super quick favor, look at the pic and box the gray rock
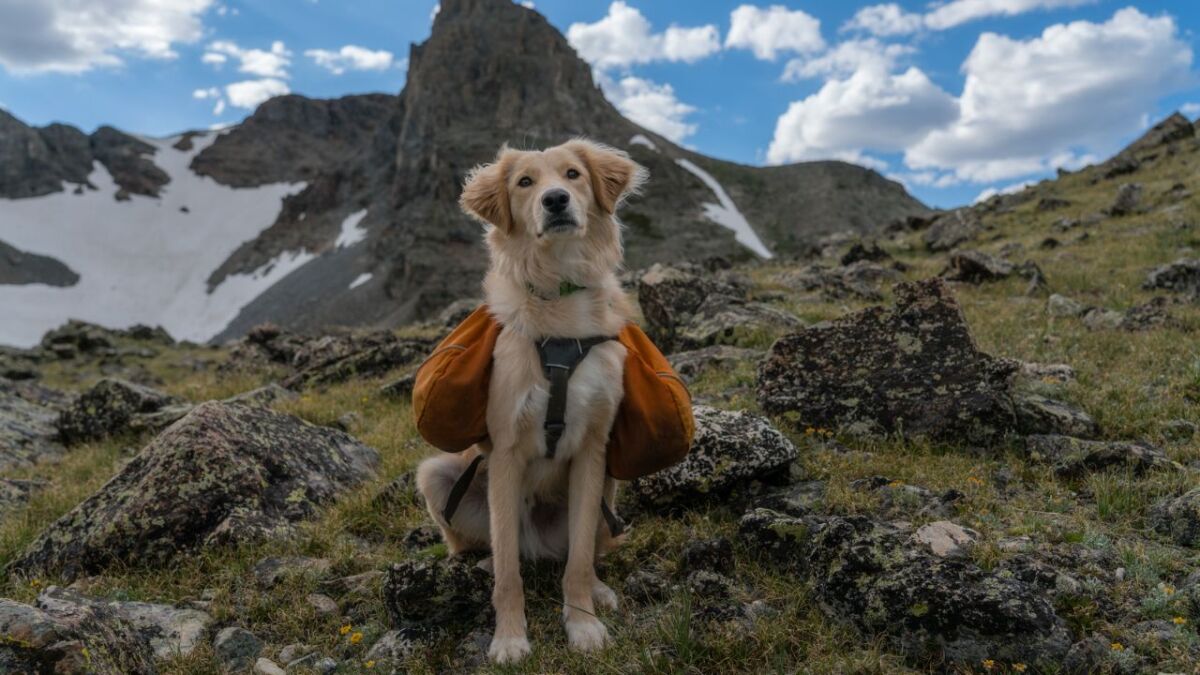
[1143,258,1200,298]
[254,657,287,675]
[365,627,425,664]
[278,642,314,664]
[667,345,762,383]
[379,372,416,398]
[679,537,735,576]
[624,569,670,603]
[851,476,962,519]
[313,656,338,673]
[1047,293,1088,318]
[214,626,263,672]
[739,511,1072,670]
[1119,296,1176,331]
[1024,434,1179,479]
[773,261,900,302]
[1015,394,1099,438]
[9,402,379,581]
[1161,419,1197,443]
[913,521,979,559]
[0,477,46,517]
[382,558,491,634]
[109,598,213,659]
[305,593,338,615]
[0,586,155,674]
[676,294,801,352]
[757,278,1018,444]
[923,209,982,252]
[56,377,182,444]
[1,378,68,470]
[942,250,1013,283]
[225,383,299,409]
[1104,183,1143,216]
[1150,487,1200,548]
[631,406,798,508]
[253,556,332,588]
[1081,307,1124,331]
[1018,361,1076,384]
[759,480,827,516]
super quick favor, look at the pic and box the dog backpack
[411,305,694,480]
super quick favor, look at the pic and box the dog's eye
[566,168,580,180]
[517,176,533,188]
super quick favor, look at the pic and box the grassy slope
[2,146,1199,674]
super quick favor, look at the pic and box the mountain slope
[0,0,928,346]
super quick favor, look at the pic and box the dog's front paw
[565,616,609,652]
[591,579,618,611]
[488,635,531,664]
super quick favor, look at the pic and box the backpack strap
[442,453,484,525]
[536,336,613,459]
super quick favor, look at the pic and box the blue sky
[1,1,1197,208]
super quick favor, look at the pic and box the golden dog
[416,139,646,663]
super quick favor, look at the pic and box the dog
[416,139,647,663]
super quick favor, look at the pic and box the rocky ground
[1,116,1199,674]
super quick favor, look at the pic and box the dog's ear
[460,148,515,232]
[565,139,648,215]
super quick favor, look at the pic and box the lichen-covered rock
[637,262,737,348]
[365,628,426,665]
[675,294,801,351]
[679,537,735,576]
[1015,394,1099,438]
[757,278,1018,444]
[9,402,379,581]
[56,377,182,444]
[773,261,901,302]
[282,332,429,390]
[942,250,1013,283]
[912,521,978,559]
[1142,258,1200,298]
[214,626,263,672]
[1024,434,1179,479]
[113,600,213,659]
[630,406,798,508]
[1104,183,1143,216]
[1149,488,1200,548]
[0,378,66,470]
[224,383,298,409]
[667,345,762,383]
[739,510,1072,669]
[0,586,156,674]
[0,477,45,517]
[841,240,894,266]
[253,556,332,588]
[1047,293,1088,318]
[382,558,491,634]
[624,569,670,604]
[850,476,962,520]
[923,209,982,252]
[1119,296,1176,331]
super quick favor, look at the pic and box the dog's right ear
[460,149,514,232]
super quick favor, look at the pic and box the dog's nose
[541,188,570,214]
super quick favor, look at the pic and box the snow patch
[335,209,369,248]
[348,272,372,290]
[629,134,658,151]
[0,132,307,347]
[674,158,772,259]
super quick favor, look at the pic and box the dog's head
[459,139,647,242]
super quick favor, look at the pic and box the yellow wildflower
[339,624,352,635]
[29,578,41,588]
[1162,584,1176,596]
[1111,642,1124,652]
[1173,616,1187,626]
[350,631,364,645]
[365,661,376,669]
[966,476,983,487]
[888,480,904,488]
[981,659,995,670]
[805,427,815,435]
[1013,664,1027,673]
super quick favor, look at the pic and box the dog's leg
[590,476,619,611]
[487,446,530,664]
[415,453,489,555]
[562,442,609,652]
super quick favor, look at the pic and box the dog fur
[416,139,647,663]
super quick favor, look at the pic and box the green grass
[2,144,1200,673]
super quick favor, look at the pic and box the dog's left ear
[460,148,515,232]
[565,139,648,215]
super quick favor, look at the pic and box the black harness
[441,335,625,537]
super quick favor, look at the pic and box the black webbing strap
[535,336,613,459]
[601,498,625,537]
[442,453,484,525]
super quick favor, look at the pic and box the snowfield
[0,132,307,347]
[675,158,773,259]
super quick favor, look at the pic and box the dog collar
[527,280,588,299]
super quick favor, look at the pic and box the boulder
[1143,258,1200,298]
[1104,183,1142,216]
[282,332,429,389]
[1014,394,1099,438]
[1047,293,1088,318]
[773,262,901,302]
[667,345,762,383]
[630,406,798,508]
[942,250,1013,283]
[214,626,263,672]
[56,378,182,444]
[757,278,1018,444]
[224,383,298,409]
[9,402,379,581]
[912,521,979,559]
[1149,488,1200,548]
[840,240,894,266]
[0,477,46,517]
[382,558,491,635]
[0,586,156,674]
[253,556,332,588]
[676,294,801,351]
[923,209,982,252]
[637,262,736,347]
[102,598,213,659]
[0,378,66,470]
[739,511,1072,670]
[1119,296,1176,331]
[1024,434,1179,479]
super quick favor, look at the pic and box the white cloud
[600,75,698,142]
[201,52,227,66]
[783,39,913,81]
[519,0,535,7]
[205,40,291,78]
[192,86,220,99]
[0,0,213,74]
[767,65,958,165]
[842,4,924,37]
[973,179,1035,204]
[225,78,289,110]
[907,8,1193,181]
[305,45,395,75]
[925,0,1097,31]
[212,98,226,115]
[725,4,824,61]
[1181,102,1200,118]
[567,1,720,70]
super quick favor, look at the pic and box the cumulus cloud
[566,1,720,70]
[782,39,913,81]
[907,8,1193,181]
[725,4,824,60]
[305,45,395,74]
[767,65,958,165]
[225,78,289,110]
[844,0,1098,36]
[599,74,698,142]
[204,40,291,78]
[0,0,213,74]
[842,4,924,37]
